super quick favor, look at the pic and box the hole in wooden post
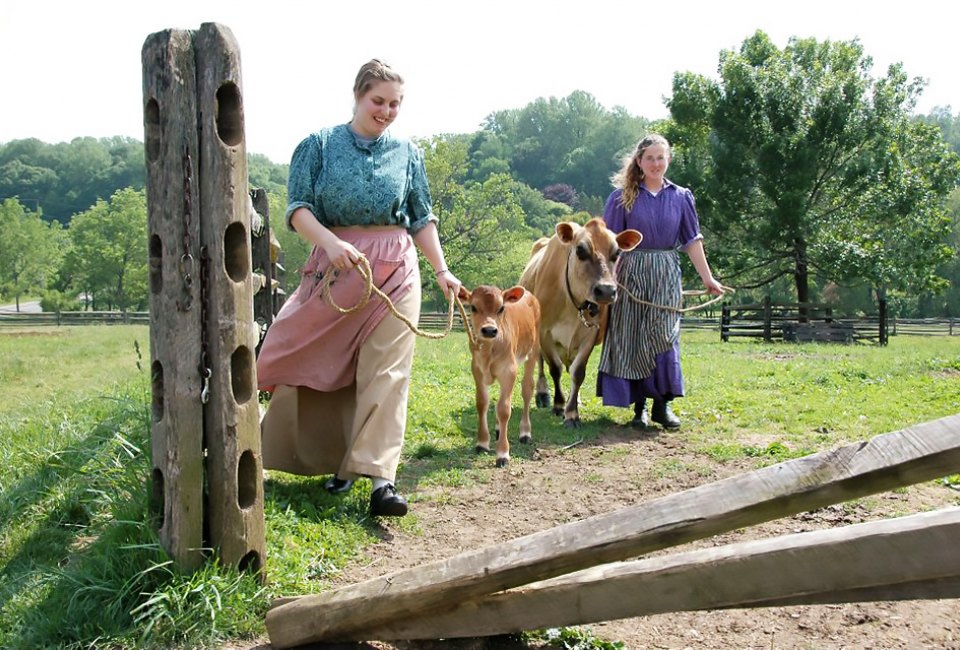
[151,467,165,529]
[238,550,261,575]
[237,449,257,509]
[231,345,253,404]
[215,82,243,147]
[145,98,161,162]
[151,360,164,422]
[223,222,249,282]
[149,234,163,294]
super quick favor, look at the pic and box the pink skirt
[256,227,418,393]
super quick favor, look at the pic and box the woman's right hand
[324,239,365,271]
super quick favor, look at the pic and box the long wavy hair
[611,134,670,211]
[353,59,404,102]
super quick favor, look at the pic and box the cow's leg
[473,367,492,454]
[518,351,536,445]
[535,354,551,409]
[546,354,566,418]
[494,372,516,468]
[563,343,596,428]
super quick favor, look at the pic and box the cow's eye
[610,249,621,263]
[469,305,477,313]
[497,305,505,314]
[575,244,591,261]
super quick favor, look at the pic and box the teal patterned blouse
[285,124,438,235]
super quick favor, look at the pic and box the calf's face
[458,285,526,340]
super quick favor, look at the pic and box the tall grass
[0,325,958,649]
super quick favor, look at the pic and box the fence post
[762,295,772,342]
[720,304,730,342]
[879,299,888,346]
[142,22,265,577]
[142,28,205,571]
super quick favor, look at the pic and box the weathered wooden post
[142,22,265,576]
[142,28,205,571]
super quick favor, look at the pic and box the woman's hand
[435,269,461,300]
[703,276,726,295]
[324,239,365,271]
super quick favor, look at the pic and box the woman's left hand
[704,277,726,295]
[436,270,462,300]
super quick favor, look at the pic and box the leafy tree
[481,91,648,200]
[667,31,960,306]
[0,198,63,309]
[63,188,148,311]
[542,183,579,208]
[420,135,532,305]
[917,106,960,155]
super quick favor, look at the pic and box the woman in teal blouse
[257,59,461,517]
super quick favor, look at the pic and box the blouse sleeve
[404,142,438,235]
[602,190,626,233]
[677,187,704,251]
[284,133,323,229]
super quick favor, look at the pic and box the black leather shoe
[324,476,354,495]
[630,400,650,428]
[370,484,408,517]
[651,400,681,429]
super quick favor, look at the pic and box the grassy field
[0,325,958,649]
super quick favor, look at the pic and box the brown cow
[458,284,541,467]
[519,218,642,427]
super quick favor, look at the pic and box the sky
[1,0,956,165]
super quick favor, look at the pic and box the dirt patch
[246,421,960,650]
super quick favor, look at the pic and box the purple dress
[596,180,703,407]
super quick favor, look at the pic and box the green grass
[1,326,958,649]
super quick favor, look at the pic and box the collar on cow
[565,249,600,328]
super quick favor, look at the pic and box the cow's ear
[555,221,579,243]
[457,286,471,301]
[617,229,643,252]
[502,286,525,304]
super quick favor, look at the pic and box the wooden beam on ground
[352,507,960,640]
[266,414,960,648]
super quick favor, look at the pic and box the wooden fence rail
[2,310,957,338]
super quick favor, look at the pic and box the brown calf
[519,218,642,427]
[458,285,541,467]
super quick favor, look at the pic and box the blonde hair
[612,134,670,211]
[353,58,404,100]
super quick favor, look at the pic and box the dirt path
[241,424,960,650]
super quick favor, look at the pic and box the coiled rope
[319,256,478,345]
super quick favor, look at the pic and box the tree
[667,31,959,305]
[0,198,62,310]
[420,136,533,305]
[63,188,148,311]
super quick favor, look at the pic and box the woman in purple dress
[597,134,723,429]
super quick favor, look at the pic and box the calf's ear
[457,286,472,301]
[502,286,525,304]
[617,229,643,251]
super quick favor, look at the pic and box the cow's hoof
[520,434,532,444]
[475,444,490,454]
[536,393,551,408]
[552,406,564,417]
[563,418,582,429]
[495,456,509,468]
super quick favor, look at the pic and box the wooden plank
[195,22,265,577]
[142,27,204,571]
[265,413,960,648]
[351,507,960,641]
